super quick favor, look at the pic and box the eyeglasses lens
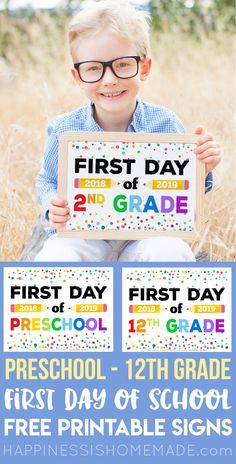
[78,57,139,83]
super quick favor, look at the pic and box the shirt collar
[84,98,146,132]
[86,102,103,131]
[127,97,146,132]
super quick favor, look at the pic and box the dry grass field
[0,14,235,261]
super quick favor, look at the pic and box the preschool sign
[58,132,204,239]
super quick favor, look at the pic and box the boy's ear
[71,67,83,86]
[140,56,152,81]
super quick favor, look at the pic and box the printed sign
[4,267,113,352]
[122,267,231,352]
[58,132,204,239]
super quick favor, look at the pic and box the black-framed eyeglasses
[74,56,141,83]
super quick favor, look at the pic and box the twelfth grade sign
[58,132,204,239]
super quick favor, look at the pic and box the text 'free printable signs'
[4,267,113,352]
[122,267,231,352]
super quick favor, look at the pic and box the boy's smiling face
[71,32,151,130]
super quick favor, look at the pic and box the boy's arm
[37,121,71,231]
[37,121,59,219]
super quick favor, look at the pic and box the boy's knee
[35,236,112,262]
[119,237,195,262]
[144,237,195,261]
[35,237,78,262]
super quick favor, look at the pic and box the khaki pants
[35,235,195,262]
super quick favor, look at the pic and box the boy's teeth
[103,91,123,96]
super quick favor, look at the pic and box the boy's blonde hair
[69,0,151,62]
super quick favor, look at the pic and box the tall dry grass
[0,15,235,261]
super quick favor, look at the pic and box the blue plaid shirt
[37,98,213,222]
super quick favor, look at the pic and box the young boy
[35,0,221,262]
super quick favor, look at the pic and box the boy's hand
[48,196,70,231]
[194,127,221,174]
